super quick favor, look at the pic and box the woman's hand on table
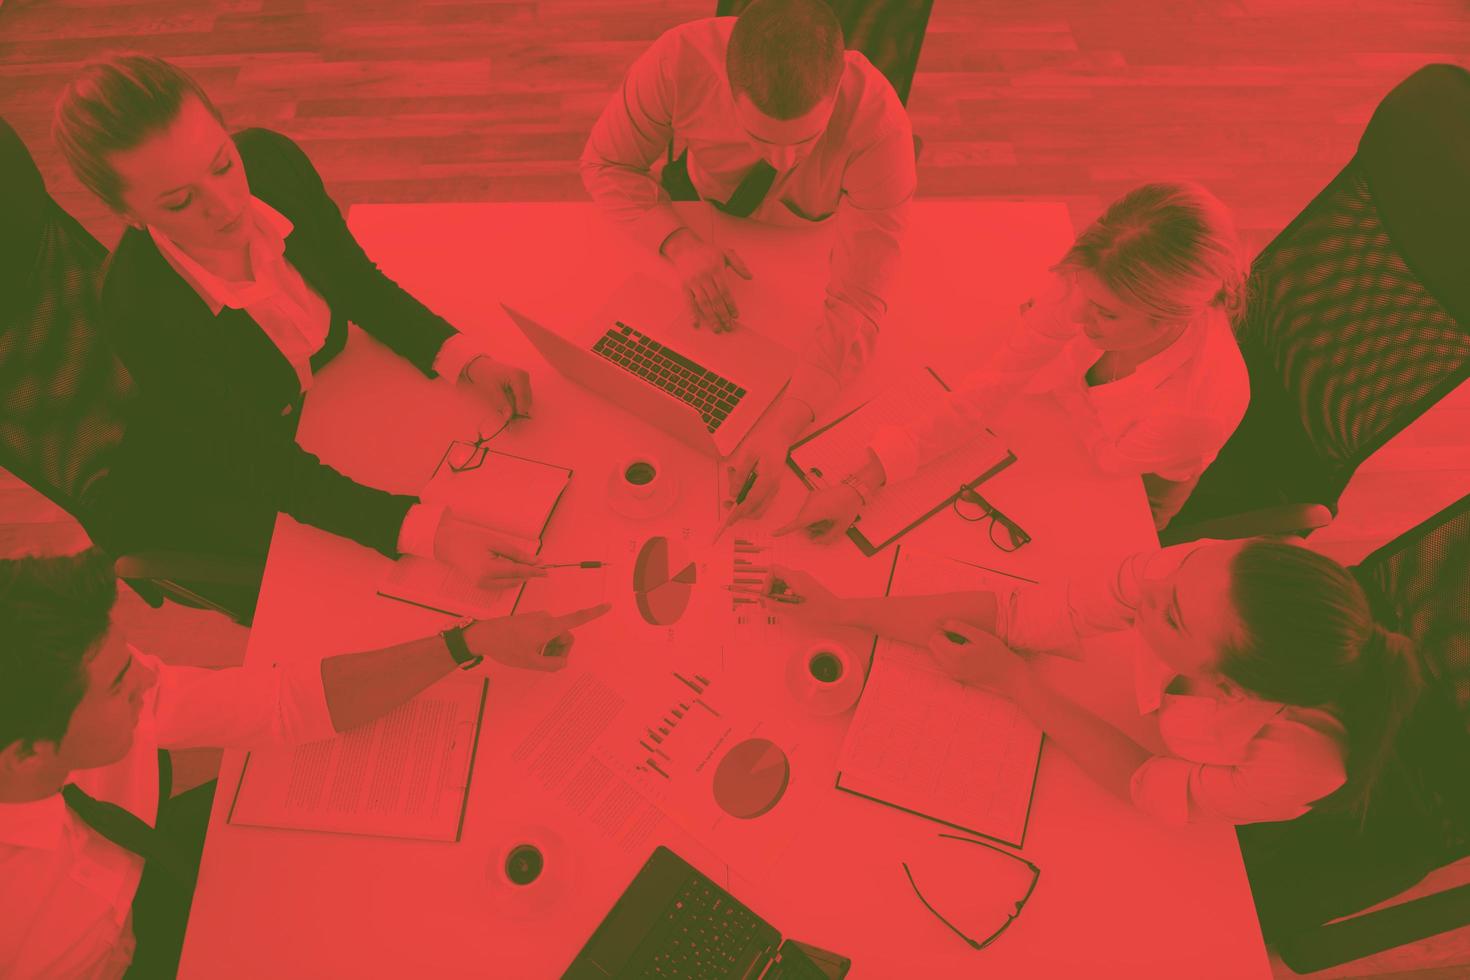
[774,483,864,543]
[465,603,613,671]
[463,354,533,419]
[927,619,1029,696]
[739,564,847,626]
[434,512,546,586]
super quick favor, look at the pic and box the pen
[723,583,805,605]
[540,561,609,569]
[712,465,759,544]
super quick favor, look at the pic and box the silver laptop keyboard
[592,322,747,433]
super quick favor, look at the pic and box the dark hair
[0,549,119,753]
[726,0,845,121]
[53,52,224,212]
[1222,540,1423,817]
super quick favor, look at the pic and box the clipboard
[785,367,1017,556]
[377,445,574,618]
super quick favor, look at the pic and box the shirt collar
[148,197,294,316]
[0,792,66,850]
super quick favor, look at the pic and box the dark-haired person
[581,0,917,523]
[779,182,1251,539]
[750,539,1421,824]
[0,549,609,977]
[52,55,545,606]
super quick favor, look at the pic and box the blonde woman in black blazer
[55,54,543,590]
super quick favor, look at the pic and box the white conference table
[179,201,1271,979]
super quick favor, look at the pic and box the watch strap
[441,617,483,670]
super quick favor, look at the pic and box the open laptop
[502,276,795,458]
[563,846,850,980]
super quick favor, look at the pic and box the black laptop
[562,846,850,980]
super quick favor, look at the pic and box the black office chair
[1236,493,1470,974]
[0,118,261,624]
[1163,64,1470,545]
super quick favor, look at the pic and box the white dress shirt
[149,197,484,556]
[0,649,334,979]
[869,274,1251,485]
[994,541,1348,825]
[580,17,917,417]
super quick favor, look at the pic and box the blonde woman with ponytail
[780,182,1251,537]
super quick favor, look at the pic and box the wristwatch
[441,616,483,670]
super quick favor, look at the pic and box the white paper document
[227,674,488,842]
[379,447,572,617]
[835,550,1043,847]
[789,367,1015,553]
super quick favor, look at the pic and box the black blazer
[102,128,461,557]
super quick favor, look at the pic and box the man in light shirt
[580,0,917,521]
[0,550,609,978]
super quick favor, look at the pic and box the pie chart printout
[632,536,697,627]
[712,738,791,820]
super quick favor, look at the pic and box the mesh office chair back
[715,0,934,106]
[1172,64,1470,530]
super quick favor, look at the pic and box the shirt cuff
[1129,755,1194,826]
[786,362,841,422]
[635,206,687,255]
[432,333,486,384]
[868,424,920,484]
[281,658,339,744]
[398,502,446,559]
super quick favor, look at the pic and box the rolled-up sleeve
[995,549,1147,654]
[579,28,686,254]
[787,120,915,418]
[1130,722,1347,826]
[151,656,336,750]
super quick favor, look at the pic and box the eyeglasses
[446,412,520,473]
[903,833,1040,951]
[953,485,1031,553]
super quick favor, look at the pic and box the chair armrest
[1160,503,1334,546]
[114,551,263,586]
[1277,881,1470,974]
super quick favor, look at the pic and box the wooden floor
[2,1,1468,976]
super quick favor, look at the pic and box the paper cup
[786,640,864,716]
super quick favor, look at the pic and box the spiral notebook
[786,366,1016,555]
[378,445,572,618]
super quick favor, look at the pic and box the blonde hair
[53,53,224,213]
[1057,182,1247,325]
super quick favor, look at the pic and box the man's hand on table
[721,398,813,526]
[434,511,546,586]
[464,603,613,672]
[661,227,753,333]
[463,354,533,419]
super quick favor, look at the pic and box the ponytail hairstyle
[1221,539,1423,817]
[1055,181,1249,328]
[53,52,224,213]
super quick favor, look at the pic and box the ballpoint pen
[723,581,805,604]
[711,465,758,544]
[539,561,609,569]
